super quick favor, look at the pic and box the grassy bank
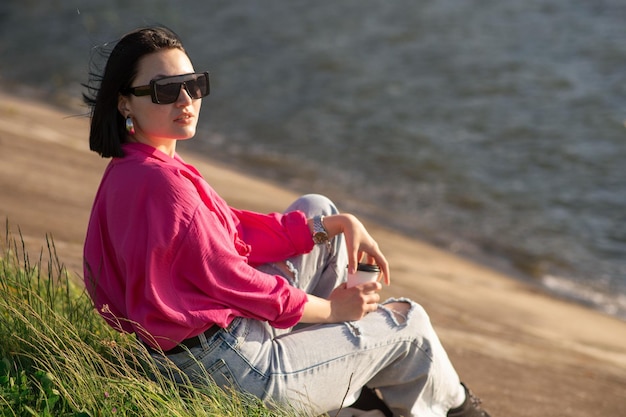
[0,225,300,417]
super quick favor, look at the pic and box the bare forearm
[300,294,333,324]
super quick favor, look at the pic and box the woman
[83,26,491,417]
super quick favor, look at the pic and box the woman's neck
[127,135,177,157]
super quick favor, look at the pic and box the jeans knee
[382,301,411,324]
[381,298,432,328]
[409,302,430,321]
[287,194,339,216]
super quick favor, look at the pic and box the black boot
[350,386,393,417]
[447,383,491,417]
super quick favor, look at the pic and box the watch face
[313,231,328,244]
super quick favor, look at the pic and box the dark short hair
[83,26,187,158]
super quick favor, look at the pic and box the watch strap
[312,215,329,245]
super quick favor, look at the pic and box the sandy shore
[1,90,625,416]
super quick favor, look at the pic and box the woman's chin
[175,128,197,141]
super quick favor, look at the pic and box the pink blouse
[83,143,313,350]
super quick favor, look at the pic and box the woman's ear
[118,94,131,118]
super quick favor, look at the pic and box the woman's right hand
[328,281,381,322]
[300,281,381,324]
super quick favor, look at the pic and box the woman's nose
[177,84,194,104]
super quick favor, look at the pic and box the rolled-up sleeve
[232,208,314,265]
[169,203,309,330]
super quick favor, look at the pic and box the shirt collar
[121,142,175,162]
[119,142,200,176]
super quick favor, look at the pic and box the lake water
[1,0,625,319]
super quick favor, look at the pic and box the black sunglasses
[124,72,210,104]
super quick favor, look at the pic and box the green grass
[0,225,307,417]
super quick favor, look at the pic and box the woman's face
[118,48,202,155]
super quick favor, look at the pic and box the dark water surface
[1,0,625,318]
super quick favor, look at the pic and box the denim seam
[219,330,269,381]
[271,337,431,378]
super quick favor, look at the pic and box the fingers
[360,281,381,293]
[358,240,391,285]
[377,255,391,286]
[338,212,392,284]
[365,292,380,316]
[367,292,380,305]
[347,252,359,275]
[363,248,391,286]
[356,283,380,315]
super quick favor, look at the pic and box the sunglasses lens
[153,82,182,104]
[186,75,209,99]
[152,73,210,104]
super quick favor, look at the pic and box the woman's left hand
[322,213,391,285]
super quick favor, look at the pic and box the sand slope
[1,90,625,416]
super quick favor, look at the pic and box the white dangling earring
[125,116,135,135]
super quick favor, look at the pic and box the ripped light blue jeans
[152,194,464,417]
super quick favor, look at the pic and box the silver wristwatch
[312,215,329,245]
